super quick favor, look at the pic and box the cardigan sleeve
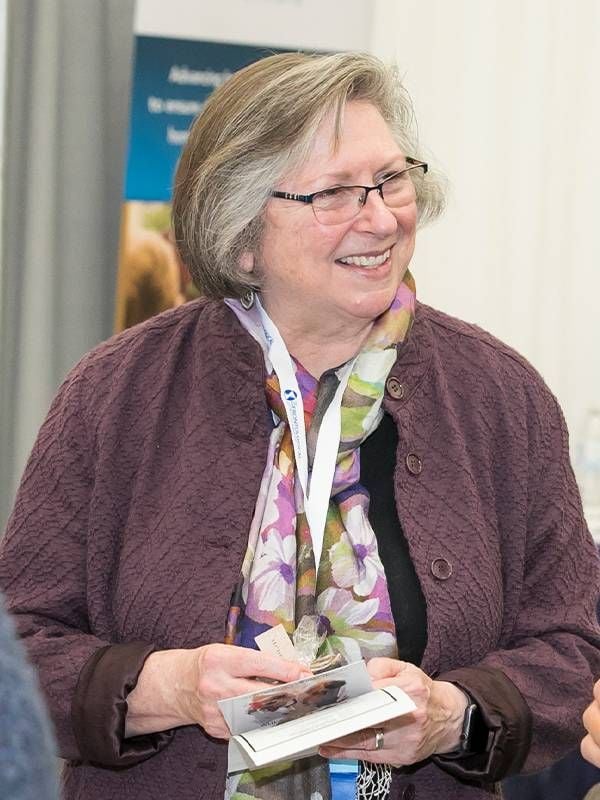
[72,642,174,766]
[433,665,532,782]
[442,389,600,779]
[0,367,173,765]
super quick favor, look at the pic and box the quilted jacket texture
[1,298,599,800]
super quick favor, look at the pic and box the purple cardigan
[1,299,599,800]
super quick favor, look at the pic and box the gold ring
[374,728,384,750]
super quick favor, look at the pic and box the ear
[239,251,255,273]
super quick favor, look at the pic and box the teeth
[339,249,390,267]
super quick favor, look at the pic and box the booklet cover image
[247,677,348,725]
[220,661,373,736]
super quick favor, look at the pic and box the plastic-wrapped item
[310,651,344,673]
[292,615,327,666]
[292,615,345,672]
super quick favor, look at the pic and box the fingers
[319,727,388,764]
[319,726,401,765]
[368,665,432,709]
[190,643,312,739]
[367,657,408,681]
[320,745,387,763]
[583,697,600,737]
[321,663,450,768]
[581,733,600,769]
[366,659,430,696]
[322,728,379,752]
[195,645,311,708]
[206,644,311,683]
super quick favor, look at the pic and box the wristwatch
[443,697,490,758]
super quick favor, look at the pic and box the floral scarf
[223,271,416,800]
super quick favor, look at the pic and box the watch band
[442,696,490,759]
[459,703,479,753]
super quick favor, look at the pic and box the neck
[268,315,374,379]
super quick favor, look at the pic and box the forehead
[288,101,403,186]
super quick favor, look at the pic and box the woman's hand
[581,679,600,767]
[125,644,311,739]
[319,658,468,766]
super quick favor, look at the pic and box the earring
[240,290,255,310]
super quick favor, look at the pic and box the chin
[345,285,400,322]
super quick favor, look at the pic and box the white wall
[370,0,600,458]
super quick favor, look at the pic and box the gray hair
[172,51,445,298]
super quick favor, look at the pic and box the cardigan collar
[385,301,434,410]
[206,298,434,437]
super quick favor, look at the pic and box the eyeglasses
[270,158,427,225]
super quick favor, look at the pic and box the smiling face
[251,101,418,344]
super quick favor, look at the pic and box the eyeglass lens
[312,166,424,225]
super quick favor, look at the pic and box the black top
[360,412,427,666]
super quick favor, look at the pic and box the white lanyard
[256,299,356,570]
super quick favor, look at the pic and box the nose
[353,188,398,236]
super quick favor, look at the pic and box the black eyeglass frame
[270,157,428,212]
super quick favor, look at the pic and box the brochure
[218,660,416,772]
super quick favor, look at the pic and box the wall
[371,0,600,460]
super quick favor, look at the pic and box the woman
[0,52,598,800]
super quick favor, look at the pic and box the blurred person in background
[0,595,58,800]
[121,229,185,329]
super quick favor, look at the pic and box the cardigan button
[402,784,416,800]
[405,453,422,475]
[431,558,453,580]
[385,376,405,399]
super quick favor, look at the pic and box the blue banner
[124,36,285,201]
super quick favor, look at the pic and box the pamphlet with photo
[218,660,416,772]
